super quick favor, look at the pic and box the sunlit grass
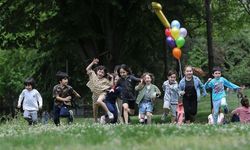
[0,89,249,150]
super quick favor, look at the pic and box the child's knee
[146,112,152,117]
[123,106,129,112]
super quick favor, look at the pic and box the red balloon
[172,48,182,59]
[165,28,171,37]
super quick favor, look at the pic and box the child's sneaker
[161,114,166,121]
[107,112,114,119]
[100,115,106,124]
[223,107,228,114]
[139,118,145,124]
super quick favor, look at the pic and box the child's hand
[180,91,185,96]
[65,96,72,101]
[207,78,212,82]
[92,58,99,65]
[140,79,143,83]
[108,89,115,93]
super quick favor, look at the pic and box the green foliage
[0,48,49,95]
[187,37,208,69]
[223,29,250,84]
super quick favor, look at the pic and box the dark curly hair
[241,96,249,108]
[24,77,35,87]
[117,64,132,77]
[93,65,107,78]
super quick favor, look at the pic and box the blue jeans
[139,100,153,114]
[105,101,118,123]
[53,104,73,126]
[212,100,221,125]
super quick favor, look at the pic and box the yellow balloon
[151,2,170,28]
[171,27,180,40]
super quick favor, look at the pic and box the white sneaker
[139,118,145,123]
[100,115,106,124]
[107,112,114,119]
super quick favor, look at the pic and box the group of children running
[17,58,250,126]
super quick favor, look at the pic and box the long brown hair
[184,65,206,77]
[141,72,155,84]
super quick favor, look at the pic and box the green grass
[0,89,250,150]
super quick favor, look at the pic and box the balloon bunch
[165,20,187,60]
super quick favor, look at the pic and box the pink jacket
[232,107,250,123]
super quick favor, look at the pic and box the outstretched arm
[198,78,207,96]
[86,58,99,72]
[223,77,240,90]
[204,78,213,89]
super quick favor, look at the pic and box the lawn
[0,89,249,150]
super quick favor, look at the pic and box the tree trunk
[205,0,214,110]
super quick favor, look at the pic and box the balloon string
[178,59,183,79]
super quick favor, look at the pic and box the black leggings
[183,95,197,122]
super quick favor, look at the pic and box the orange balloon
[172,48,182,59]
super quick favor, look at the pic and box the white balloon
[179,28,187,37]
[171,20,180,29]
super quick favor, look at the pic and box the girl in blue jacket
[179,66,206,123]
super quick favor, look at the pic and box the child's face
[25,84,32,91]
[212,71,221,79]
[60,78,68,86]
[184,67,193,78]
[119,68,128,78]
[144,75,152,85]
[114,75,119,85]
[97,69,105,79]
[168,74,176,84]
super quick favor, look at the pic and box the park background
[0,0,250,149]
[0,0,249,118]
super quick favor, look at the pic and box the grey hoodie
[162,80,179,104]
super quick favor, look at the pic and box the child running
[17,77,43,125]
[161,70,179,123]
[136,72,161,124]
[117,64,141,124]
[205,66,240,125]
[53,71,80,125]
[86,58,114,122]
[179,66,207,123]
[101,74,121,124]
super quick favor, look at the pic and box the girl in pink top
[231,96,250,123]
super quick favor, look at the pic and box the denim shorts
[139,100,153,114]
